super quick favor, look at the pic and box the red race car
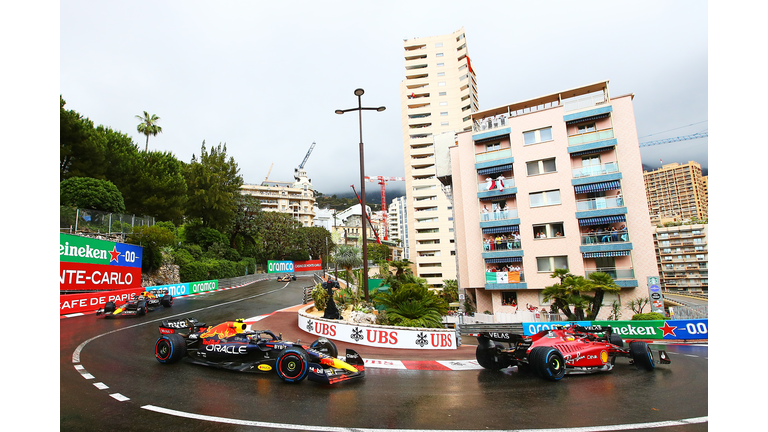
[465,323,670,381]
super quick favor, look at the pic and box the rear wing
[459,323,526,344]
[158,318,207,335]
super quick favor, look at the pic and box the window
[437,62,444,67]
[527,158,557,176]
[439,92,447,96]
[486,142,500,151]
[440,101,448,106]
[530,190,561,207]
[523,127,553,145]
[438,72,445,76]
[441,112,448,116]
[577,123,596,133]
[435,42,443,47]
[438,82,446,87]
[436,52,444,57]
[533,222,565,239]
[537,256,568,272]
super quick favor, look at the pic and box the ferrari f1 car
[463,323,670,381]
[154,317,365,384]
[277,274,296,282]
[95,289,173,317]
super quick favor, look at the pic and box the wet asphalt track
[60,278,708,431]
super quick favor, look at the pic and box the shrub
[311,284,328,311]
[632,312,666,320]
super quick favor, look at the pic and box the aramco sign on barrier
[267,260,322,273]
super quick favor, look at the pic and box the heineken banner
[522,319,708,340]
[485,271,521,284]
[267,260,294,273]
[60,233,143,291]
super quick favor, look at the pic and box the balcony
[572,162,619,179]
[568,127,615,146]
[581,231,629,245]
[575,196,623,211]
[475,148,512,164]
[482,238,522,251]
[477,177,515,192]
[585,267,635,281]
[484,270,527,290]
[480,208,518,221]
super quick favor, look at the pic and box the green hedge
[632,312,666,320]
[178,257,257,283]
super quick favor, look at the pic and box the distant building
[643,161,708,225]
[438,80,659,319]
[387,195,409,260]
[400,27,477,288]
[653,224,708,293]
[240,168,315,227]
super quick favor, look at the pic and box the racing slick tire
[276,347,310,383]
[103,301,116,314]
[310,337,338,359]
[629,341,656,371]
[137,300,148,316]
[609,333,624,347]
[475,337,512,370]
[161,295,173,308]
[529,346,566,381]
[155,334,187,364]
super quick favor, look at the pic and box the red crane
[364,176,405,241]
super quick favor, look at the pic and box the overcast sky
[59,0,708,196]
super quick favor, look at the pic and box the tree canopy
[60,177,126,213]
[184,141,243,231]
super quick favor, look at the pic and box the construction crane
[365,176,405,240]
[639,132,707,148]
[264,162,274,182]
[299,141,316,169]
[350,184,381,244]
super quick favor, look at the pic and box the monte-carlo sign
[60,233,143,291]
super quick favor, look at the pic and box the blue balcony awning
[479,192,516,201]
[478,164,513,175]
[482,225,519,234]
[583,250,630,258]
[486,257,523,263]
[578,215,626,226]
[574,180,621,194]
[565,113,610,125]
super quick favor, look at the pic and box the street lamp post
[335,88,385,302]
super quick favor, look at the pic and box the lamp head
[354,88,365,96]
[376,106,386,112]
[335,109,344,115]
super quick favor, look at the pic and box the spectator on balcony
[611,226,619,242]
[481,205,490,221]
[497,174,506,192]
[502,203,509,219]
[619,224,628,241]
[493,204,501,220]
[616,191,623,206]
[486,177,495,191]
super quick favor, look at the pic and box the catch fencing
[60,206,156,241]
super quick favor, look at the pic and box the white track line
[142,405,707,432]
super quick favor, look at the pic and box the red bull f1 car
[154,317,365,385]
[96,289,173,317]
[464,323,670,381]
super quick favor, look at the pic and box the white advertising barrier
[297,305,457,350]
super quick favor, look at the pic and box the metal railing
[60,206,155,239]
[572,161,619,178]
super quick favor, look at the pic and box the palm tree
[332,244,362,288]
[135,111,163,152]
[581,271,622,319]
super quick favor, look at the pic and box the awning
[479,192,516,201]
[482,225,519,234]
[583,251,630,258]
[478,164,512,175]
[578,215,626,226]
[569,146,615,157]
[574,180,621,194]
[485,257,523,263]
[565,113,610,125]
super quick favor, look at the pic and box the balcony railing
[480,208,518,221]
[572,162,619,179]
[563,92,607,113]
[475,148,512,163]
[567,128,614,146]
[585,267,634,280]
[483,239,521,251]
[575,196,623,211]
[581,231,629,244]
[485,270,525,284]
[478,177,515,191]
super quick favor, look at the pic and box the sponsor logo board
[521,319,708,340]
[60,233,142,268]
[60,287,144,315]
[60,261,141,291]
[267,260,294,273]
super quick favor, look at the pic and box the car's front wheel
[161,295,173,308]
[629,341,655,371]
[276,347,310,383]
[155,334,187,364]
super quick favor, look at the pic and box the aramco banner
[267,260,294,273]
[60,233,143,291]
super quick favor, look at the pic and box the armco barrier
[297,304,457,350]
[521,319,708,340]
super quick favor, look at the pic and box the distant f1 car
[154,317,365,384]
[96,289,172,317]
[464,323,670,381]
[277,274,296,282]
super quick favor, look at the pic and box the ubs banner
[60,233,143,291]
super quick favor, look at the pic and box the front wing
[307,349,365,384]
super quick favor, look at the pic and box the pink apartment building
[437,81,659,319]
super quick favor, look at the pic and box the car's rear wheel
[310,337,338,358]
[609,333,624,347]
[161,295,173,308]
[276,347,310,383]
[155,334,187,364]
[475,337,512,370]
[629,341,655,371]
[529,346,566,381]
